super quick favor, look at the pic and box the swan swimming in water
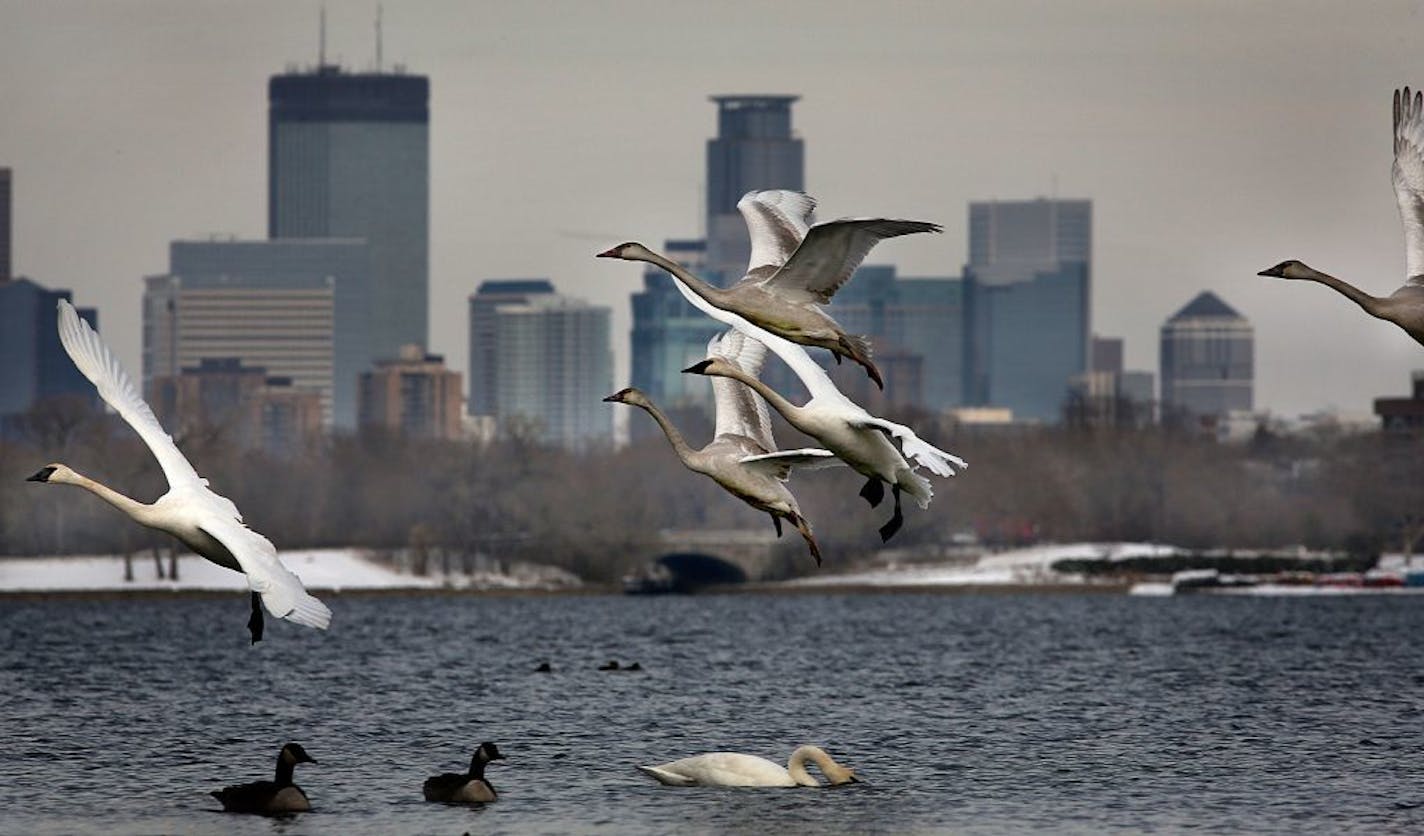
[26,300,331,643]
[637,745,859,787]
[1259,86,1424,347]
[604,328,839,563]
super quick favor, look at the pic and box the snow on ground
[786,542,1176,588]
[0,549,581,593]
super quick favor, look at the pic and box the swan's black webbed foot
[859,477,885,508]
[771,513,783,537]
[247,591,264,645]
[878,485,904,543]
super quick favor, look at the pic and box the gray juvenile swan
[211,742,317,815]
[637,745,860,788]
[601,189,941,389]
[1259,87,1424,347]
[423,741,505,803]
[604,329,839,564]
[26,300,331,643]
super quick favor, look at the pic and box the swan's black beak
[596,247,620,258]
[26,466,56,483]
[602,393,620,402]
[1257,262,1289,278]
[682,360,714,375]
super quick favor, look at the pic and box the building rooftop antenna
[318,4,327,68]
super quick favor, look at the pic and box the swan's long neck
[636,249,731,307]
[1300,266,1390,317]
[59,469,153,524]
[788,746,853,787]
[633,400,696,464]
[704,362,805,428]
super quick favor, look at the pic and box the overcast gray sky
[4,0,1423,418]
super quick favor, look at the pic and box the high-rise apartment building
[1160,291,1254,420]
[0,279,98,420]
[268,64,429,364]
[704,95,804,284]
[469,280,612,448]
[143,239,370,428]
[358,344,463,439]
[964,198,1092,421]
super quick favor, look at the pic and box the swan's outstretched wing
[739,448,844,481]
[851,415,968,477]
[708,329,774,452]
[197,515,332,630]
[756,218,943,304]
[1393,86,1424,285]
[738,189,816,273]
[56,299,208,493]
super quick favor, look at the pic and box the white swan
[637,745,859,788]
[605,329,839,564]
[598,243,966,541]
[605,190,941,389]
[1259,86,1424,347]
[26,300,332,643]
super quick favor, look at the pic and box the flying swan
[637,745,859,788]
[607,190,940,389]
[598,243,966,541]
[26,300,332,643]
[1259,86,1424,347]
[605,328,839,564]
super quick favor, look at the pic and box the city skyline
[3,2,1423,420]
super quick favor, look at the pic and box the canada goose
[598,245,965,541]
[211,742,317,815]
[604,329,840,564]
[1259,87,1424,347]
[423,742,505,803]
[637,745,859,788]
[26,301,330,643]
[600,191,940,389]
[598,660,621,671]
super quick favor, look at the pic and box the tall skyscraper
[468,280,612,448]
[963,198,1092,421]
[0,279,98,420]
[268,64,429,365]
[0,167,11,281]
[1160,291,1254,420]
[704,95,804,283]
[143,239,370,428]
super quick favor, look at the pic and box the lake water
[4,591,1424,834]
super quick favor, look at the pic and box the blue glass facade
[963,199,1092,422]
[269,67,429,368]
[0,279,98,418]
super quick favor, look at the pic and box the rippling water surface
[5,591,1424,834]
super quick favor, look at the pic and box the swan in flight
[1259,86,1424,347]
[211,742,317,815]
[423,741,505,803]
[603,190,940,389]
[27,300,331,643]
[637,745,859,788]
[598,243,966,541]
[604,329,839,564]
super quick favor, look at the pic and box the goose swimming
[637,745,859,788]
[604,328,839,564]
[423,742,505,803]
[1259,87,1424,347]
[26,300,331,643]
[211,742,317,815]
